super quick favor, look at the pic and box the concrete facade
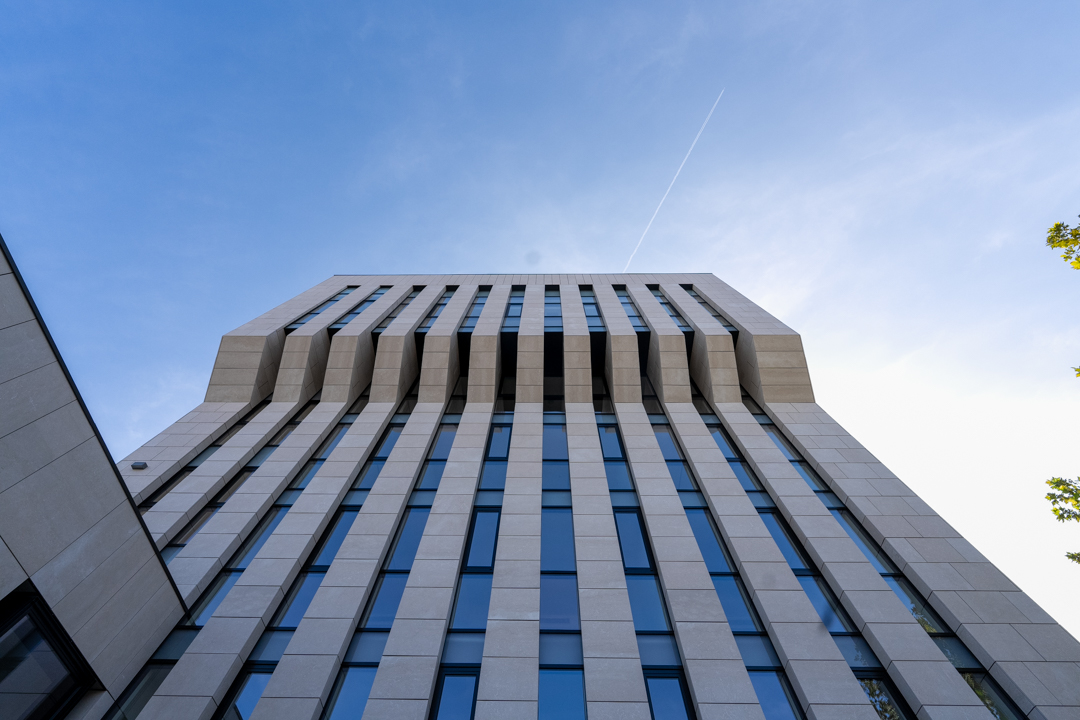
[2,267,1076,720]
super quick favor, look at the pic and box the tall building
[2,244,1078,720]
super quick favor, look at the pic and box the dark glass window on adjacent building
[286,286,358,333]
[329,285,392,335]
[0,584,95,720]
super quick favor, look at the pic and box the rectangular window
[0,586,94,720]
[538,669,586,720]
[614,286,649,331]
[648,286,691,331]
[644,674,694,720]
[614,511,653,571]
[748,671,802,720]
[386,508,431,571]
[464,510,500,569]
[323,665,378,720]
[540,575,581,631]
[329,285,391,334]
[450,575,494,631]
[431,672,478,720]
[544,286,563,332]
[540,508,577,572]
[458,287,491,333]
[373,286,424,335]
[501,286,525,331]
[680,284,738,338]
[625,575,671,632]
[417,287,458,334]
[578,286,606,331]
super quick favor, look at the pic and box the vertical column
[718,401,990,719]
[142,400,305,545]
[467,284,511,405]
[249,399,441,720]
[121,402,250,503]
[167,401,347,604]
[474,283,544,719]
[561,284,591,405]
[592,283,641,404]
[691,278,814,405]
[362,403,493,719]
[660,282,740,405]
[566,404,652,720]
[140,399,399,720]
[615,401,759,719]
[319,282,414,404]
[667,401,877,720]
[625,284,692,405]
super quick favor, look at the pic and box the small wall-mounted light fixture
[131,461,148,470]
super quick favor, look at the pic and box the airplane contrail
[623,87,725,273]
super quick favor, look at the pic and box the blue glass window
[417,461,447,490]
[273,572,324,628]
[684,509,731,573]
[450,575,493,631]
[386,508,430,571]
[363,574,409,629]
[465,510,500,569]
[829,509,898,574]
[539,669,586,720]
[542,462,571,490]
[312,510,359,567]
[797,576,854,633]
[749,671,801,720]
[614,511,652,571]
[233,507,289,569]
[542,425,569,460]
[192,571,242,626]
[644,676,691,720]
[487,425,512,458]
[711,576,760,633]
[430,425,458,460]
[540,575,581,631]
[652,425,683,460]
[219,671,273,719]
[541,509,576,572]
[323,666,378,720]
[478,461,507,490]
[759,513,810,572]
[625,575,670,632]
[604,461,633,490]
[598,426,624,459]
[432,674,478,720]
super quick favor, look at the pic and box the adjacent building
[2,244,1078,720]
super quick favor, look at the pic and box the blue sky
[4,2,1080,635]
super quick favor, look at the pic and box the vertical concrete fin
[626,283,692,404]
[593,283,641,404]
[693,277,815,404]
[659,282,740,404]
